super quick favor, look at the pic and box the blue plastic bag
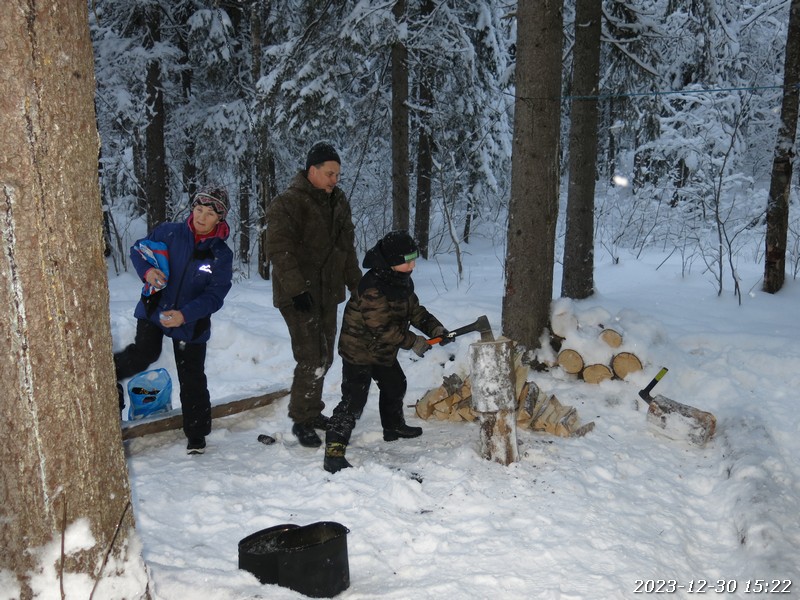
[127,368,173,420]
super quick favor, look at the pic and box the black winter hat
[379,230,420,267]
[305,142,341,170]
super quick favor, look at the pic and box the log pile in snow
[550,301,643,384]
[415,351,594,438]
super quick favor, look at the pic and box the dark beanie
[306,142,341,170]
[379,230,420,267]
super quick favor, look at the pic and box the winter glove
[292,291,313,312]
[433,327,453,346]
[411,335,431,358]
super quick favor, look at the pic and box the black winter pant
[114,318,211,440]
[327,359,407,444]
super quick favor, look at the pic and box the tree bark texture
[562,0,602,300]
[391,0,410,231]
[763,0,800,294]
[503,0,563,349]
[414,0,434,259]
[239,164,251,263]
[0,2,149,597]
[252,3,276,281]
[470,339,519,465]
[145,4,168,230]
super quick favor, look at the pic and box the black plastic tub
[238,521,350,597]
[238,523,299,585]
[276,521,350,598]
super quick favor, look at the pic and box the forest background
[93,0,799,303]
[1,1,798,596]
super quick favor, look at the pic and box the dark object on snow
[239,521,350,598]
[638,367,717,447]
[239,524,299,585]
[257,433,276,445]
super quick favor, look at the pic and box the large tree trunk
[253,3,276,280]
[763,0,800,294]
[0,2,149,598]
[239,164,251,264]
[502,0,563,350]
[561,0,602,300]
[414,0,434,259]
[144,4,168,230]
[176,1,196,200]
[391,0,410,231]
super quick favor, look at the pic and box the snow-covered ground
[108,237,800,599]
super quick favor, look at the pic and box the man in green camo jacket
[266,143,361,448]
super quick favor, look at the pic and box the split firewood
[415,362,594,439]
[526,392,593,438]
[448,410,464,422]
[457,406,477,422]
[582,363,613,384]
[557,348,584,375]
[415,386,448,419]
[611,351,643,379]
[514,354,530,400]
[516,381,538,425]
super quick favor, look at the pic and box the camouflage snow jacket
[338,245,445,367]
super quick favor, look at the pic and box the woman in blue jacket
[114,186,233,454]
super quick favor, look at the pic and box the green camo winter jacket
[266,171,361,308]
[338,246,445,366]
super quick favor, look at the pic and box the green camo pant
[279,300,338,424]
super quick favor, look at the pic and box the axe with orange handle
[427,315,494,345]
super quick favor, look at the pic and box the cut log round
[557,348,584,375]
[550,312,578,339]
[599,328,623,348]
[611,351,643,379]
[582,363,613,384]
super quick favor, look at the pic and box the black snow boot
[292,422,322,448]
[383,423,423,442]
[323,441,352,473]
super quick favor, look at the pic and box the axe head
[427,315,494,345]
[474,315,494,341]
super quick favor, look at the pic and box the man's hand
[292,292,313,312]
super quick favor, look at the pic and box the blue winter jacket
[130,219,233,343]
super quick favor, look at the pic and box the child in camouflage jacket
[324,230,450,473]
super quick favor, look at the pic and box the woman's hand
[145,268,168,290]
[159,310,185,328]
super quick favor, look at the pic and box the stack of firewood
[415,356,594,438]
[550,302,643,384]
